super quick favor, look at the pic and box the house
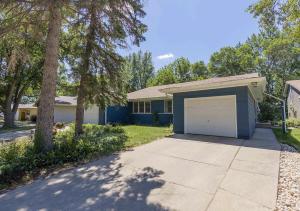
[104,73,266,139]
[16,96,99,124]
[284,80,300,119]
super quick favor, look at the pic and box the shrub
[278,118,300,128]
[0,124,127,187]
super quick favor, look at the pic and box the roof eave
[160,77,266,94]
[127,95,172,102]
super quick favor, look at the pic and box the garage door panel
[184,95,237,138]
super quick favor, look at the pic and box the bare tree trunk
[3,109,15,128]
[2,76,17,128]
[75,3,96,136]
[35,1,62,151]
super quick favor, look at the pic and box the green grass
[273,128,300,152]
[121,125,172,148]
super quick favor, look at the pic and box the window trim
[164,99,173,114]
[132,101,151,114]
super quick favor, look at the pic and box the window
[145,101,151,113]
[164,100,173,113]
[133,102,138,113]
[132,101,151,114]
[139,101,144,113]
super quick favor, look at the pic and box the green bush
[278,118,300,128]
[0,124,127,187]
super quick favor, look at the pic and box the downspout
[264,93,287,133]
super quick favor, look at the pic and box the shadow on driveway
[0,155,169,211]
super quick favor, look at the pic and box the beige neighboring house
[15,96,100,124]
[284,80,300,119]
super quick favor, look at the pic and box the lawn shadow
[0,154,169,211]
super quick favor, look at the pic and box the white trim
[128,96,172,102]
[184,95,238,138]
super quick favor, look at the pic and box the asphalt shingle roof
[127,73,261,100]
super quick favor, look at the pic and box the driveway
[0,128,280,211]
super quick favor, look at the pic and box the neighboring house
[284,80,300,119]
[104,73,266,139]
[16,96,99,124]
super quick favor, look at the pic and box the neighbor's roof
[286,80,300,92]
[18,104,36,109]
[127,73,265,100]
[55,96,77,105]
[18,96,77,109]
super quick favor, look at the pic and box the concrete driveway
[0,128,280,211]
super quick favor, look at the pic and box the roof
[18,104,36,109]
[55,96,77,105]
[127,84,172,100]
[18,96,77,109]
[286,80,300,92]
[160,73,263,93]
[127,73,266,101]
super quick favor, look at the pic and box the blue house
[102,73,266,139]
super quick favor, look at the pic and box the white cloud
[157,53,174,60]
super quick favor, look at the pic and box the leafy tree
[148,57,208,86]
[1,1,67,150]
[191,61,209,79]
[125,50,154,91]
[0,23,43,128]
[173,57,192,82]
[208,45,256,77]
[246,0,300,121]
[147,66,177,86]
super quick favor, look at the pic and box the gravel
[276,144,300,211]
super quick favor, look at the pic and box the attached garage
[160,73,266,139]
[184,95,237,138]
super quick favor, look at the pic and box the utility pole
[264,93,287,133]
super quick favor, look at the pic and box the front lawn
[122,125,172,148]
[273,128,300,152]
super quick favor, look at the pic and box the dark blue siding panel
[128,100,172,125]
[130,113,172,125]
[151,100,165,113]
[173,86,253,139]
[106,105,130,124]
[248,90,256,137]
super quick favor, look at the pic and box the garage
[158,73,266,139]
[184,95,237,137]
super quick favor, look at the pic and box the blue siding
[128,100,173,125]
[173,86,254,139]
[248,90,256,137]
[106,106,130,124]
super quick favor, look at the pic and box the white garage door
[184,95,237,138]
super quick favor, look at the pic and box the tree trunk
[3,109,15,128]
[75,75,87,136]
[35,1,62,151]
[75,3,97,136]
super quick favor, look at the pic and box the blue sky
[121,0,259,70]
